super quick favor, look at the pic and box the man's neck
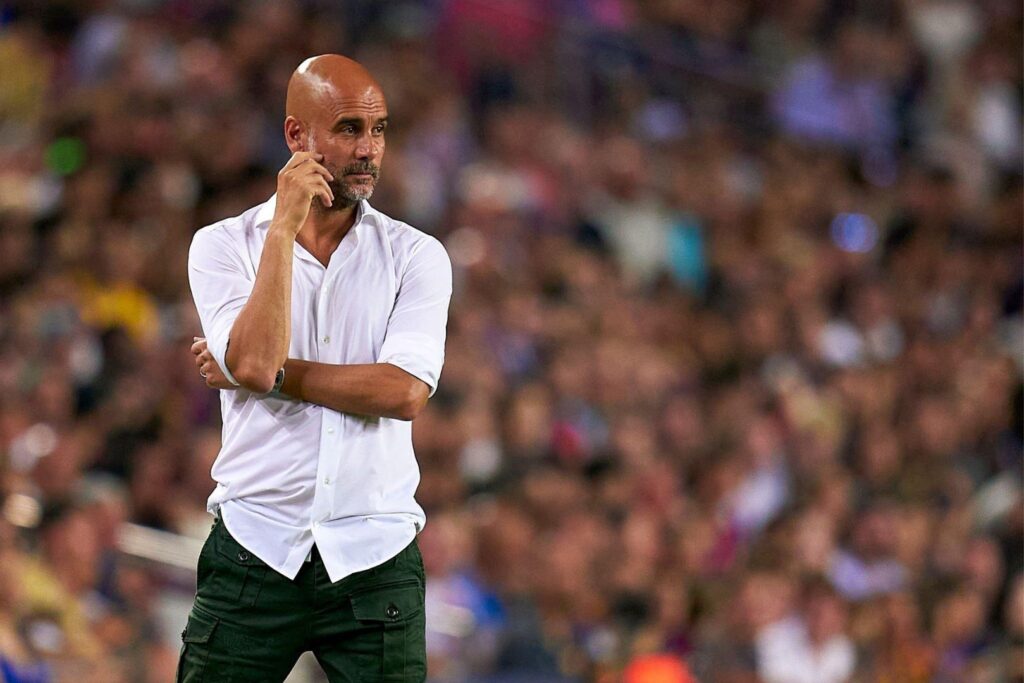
[296,202,359,266]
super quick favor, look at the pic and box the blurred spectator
[756,578,855,683]
[772,21,898,150]
[828,501,908,601]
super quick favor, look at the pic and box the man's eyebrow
[332,117,364,129]
[331,116,389,129]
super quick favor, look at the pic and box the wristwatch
[270,367,286,394]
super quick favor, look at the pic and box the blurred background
[0,0,1021,682]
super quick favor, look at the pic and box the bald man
[181,55,451,682]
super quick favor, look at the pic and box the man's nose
[354,134,380,161]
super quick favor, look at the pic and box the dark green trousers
[176,516,426,682]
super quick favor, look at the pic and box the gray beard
[332,178,375,206]
[318,164,380,211]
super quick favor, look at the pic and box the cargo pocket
[351,579,425,682]
[177,608,219,683]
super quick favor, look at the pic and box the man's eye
[373,126,385,135]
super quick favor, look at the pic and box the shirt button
[313,521,320,527]
[322,335,330,344]
[386,603,400,620]
[327,427,335,434]
[323,477,331,485]
[237,550,250,562]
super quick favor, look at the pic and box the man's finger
[312,177,334,206]
[284,152,324,170]
[304,162,334,182]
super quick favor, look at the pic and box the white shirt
[756,617,856,683]
[188,196,452,582]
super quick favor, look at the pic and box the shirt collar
[253,195,378,232]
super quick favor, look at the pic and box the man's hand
[273,151,335,232]
[192,337,235,390]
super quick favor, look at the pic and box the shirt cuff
[209,334,240,387]
[380,353,440,397]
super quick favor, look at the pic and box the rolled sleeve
[188,227,253,387]
[377,237,452,396]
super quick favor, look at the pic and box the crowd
[0,0,1021,682]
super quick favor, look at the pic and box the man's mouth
[342,164,378,182]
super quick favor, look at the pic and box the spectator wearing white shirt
[756,578,857,683]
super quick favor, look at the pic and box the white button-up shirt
[188,196,452,582]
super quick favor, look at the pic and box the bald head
[286,54,383,123]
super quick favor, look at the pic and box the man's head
[284,54,387,208]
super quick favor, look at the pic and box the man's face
[307,85,387,208]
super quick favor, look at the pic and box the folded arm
[191,233,452,421]
[188,152,335,394]
[192,341,427,420]
[281,359,429,421]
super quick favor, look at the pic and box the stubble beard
[310,161,380,213]
[307,135,380,211]
[328,161,380,208]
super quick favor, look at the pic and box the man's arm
[222,227,295,393]
[281,361,428,421]
[222,152,334,392]
[192,341,426,420]
[282,236,453,420]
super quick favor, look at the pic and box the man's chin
[316,191,373,211]
[332,180,376,206]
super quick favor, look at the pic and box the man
[181,54,451,682]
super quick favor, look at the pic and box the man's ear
[284,116,305,153]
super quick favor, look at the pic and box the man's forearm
[280,360,428,421]
[225,227,294,392]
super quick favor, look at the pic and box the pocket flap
[215,534,264,567]
[182,608,219,644]
[351,580,422,623]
